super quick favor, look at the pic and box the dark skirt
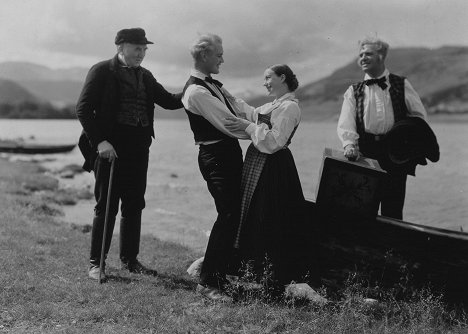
[236,145,314,285]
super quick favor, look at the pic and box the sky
[1,0,468,95]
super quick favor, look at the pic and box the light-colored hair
[189,33,222,61]
[358,37,389,59]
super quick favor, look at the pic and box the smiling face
[263,68,287,97]
[358,43,385,78]
[119,43,147,67]
[202,42,224,75]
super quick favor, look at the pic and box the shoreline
[1,154,467,333]
[23,151,212,253]
[3,115,467,252]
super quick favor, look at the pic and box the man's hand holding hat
[344,144,360,162]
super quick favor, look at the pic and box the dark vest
[353,74,414,174]
[183,76,235,143]
[353,73,408,144]
[116,67,150,128]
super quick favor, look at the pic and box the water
[0,119,79,145]
[1,118,467,249]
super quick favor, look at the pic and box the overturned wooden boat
[303,200,468,303]
[0,141,76,154]
[301,149,468,303]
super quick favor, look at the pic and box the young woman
[225,64,315,291]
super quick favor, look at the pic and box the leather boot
[89,215,116,268]
[119,212,156,275]
[119,212,142,263]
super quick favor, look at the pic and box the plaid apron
[234,112,298,249]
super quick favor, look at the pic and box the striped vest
[353,73,408,146]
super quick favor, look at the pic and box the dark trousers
[197,139,243,288]
[380,173,407,220]
[360,134,407,220]
[89,127,151,266]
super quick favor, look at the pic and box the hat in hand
[115,28,154,45]
[386,117,439,165]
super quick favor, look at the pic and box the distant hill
[0,79,40,104]
[0,62,88,106]
[294,46,468,120]
[16,80,85,107]
[0,61,87,81]
[1,46,467,119]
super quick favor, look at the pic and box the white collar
[118,54,129,67]
[273,92,297,104]
[364,68,389,81]
[191,68,212,81]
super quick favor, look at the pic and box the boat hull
[304,200,468,303]
[0,143,76,154]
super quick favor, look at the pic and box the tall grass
[0,157,467,333]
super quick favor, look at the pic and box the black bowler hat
[114,28,154,45]
[386,117,439,165]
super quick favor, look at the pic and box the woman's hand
[224,116,251,131]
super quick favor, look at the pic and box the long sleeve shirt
[337,69,427,148]
[233,92,301,154]
[182,69,249,144]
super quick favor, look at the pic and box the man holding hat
[76,28,183,281]
[337,36,428,220]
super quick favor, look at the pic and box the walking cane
[99,158,116,284]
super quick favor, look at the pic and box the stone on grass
[187,257,204,277]
[285,283,328,305]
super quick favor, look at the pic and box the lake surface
[1,118,467,250]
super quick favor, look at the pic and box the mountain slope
[0,62,87,82]
[0,62,88,105]
[17,80,84,106]
[1,46,467,118]
[0,79,39,104]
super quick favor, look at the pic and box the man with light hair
[182,33,249,301]
[76,28,183,281]
[337,36,427,219]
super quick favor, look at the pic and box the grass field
[0,157,467,333]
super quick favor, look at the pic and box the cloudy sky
[1,0,467,94]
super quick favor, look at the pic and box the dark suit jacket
[384,116,440,175]
[75,54,183,171]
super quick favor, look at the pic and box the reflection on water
[1,118,467,234]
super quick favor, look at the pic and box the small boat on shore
[299,148,468,304]
[0,141,76,154]
[303,200,468,303]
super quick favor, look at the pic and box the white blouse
[233,92,301,154]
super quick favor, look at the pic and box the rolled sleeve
[404,79,427,120]
[337,86,359,148]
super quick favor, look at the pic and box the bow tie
[205,76,223,87]
[364,76,388,90]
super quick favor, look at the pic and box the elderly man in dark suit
[76,28,182,281]
[337,37,429,220]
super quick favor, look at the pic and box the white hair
[189,33,222,61]
[358,36,389,59]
